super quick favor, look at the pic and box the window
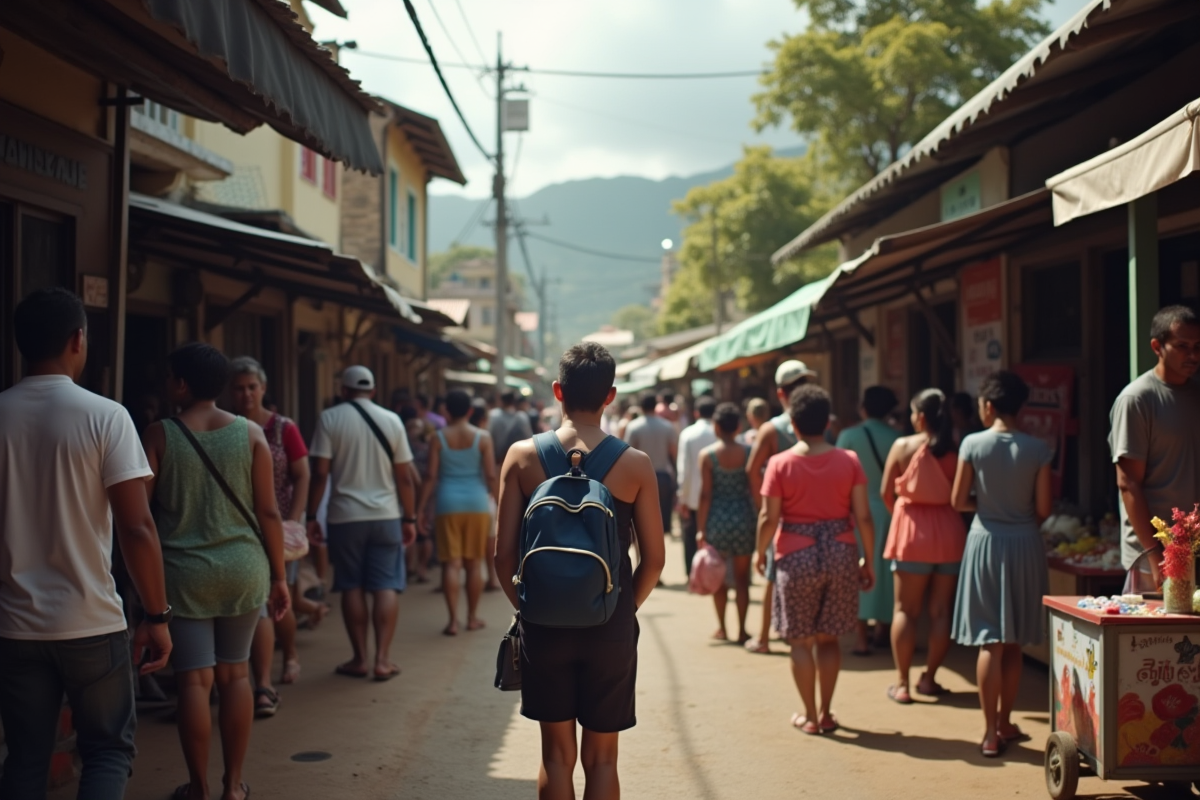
[479,277,491,290]
[481,306,494,326]
[406,189,418,261]
[135,100,179,131]
[300,148,317,183]
[322,157,337,200]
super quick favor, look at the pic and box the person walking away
[143,343,290,800]
[756,384,875,734]
[403,411,435,584]
[488,391,533,589]
[229,357,323,718]
[1109,305,1200,589]
[416,392,446,430]
[418,390,497,635]
[624,391,679,536]
[738,398,770,447]
[0,289,172,800]
[495,342,665,800]
[950,371,1052,758]
[835,386,900,655]
[306,366,417,681]
[879,389,965,704]
[677,395,718,576]
[744,360,815,654]
[696,403,757,643]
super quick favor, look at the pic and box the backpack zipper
[523,498,614,519]
[512,547,614,593]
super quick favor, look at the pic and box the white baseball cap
[341,365,375,391]
[774,359,817,388]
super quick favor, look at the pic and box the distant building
[581,326,636,349]
[430,257,525,354]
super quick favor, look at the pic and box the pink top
[762,448,866,558]
[883,443,965,563]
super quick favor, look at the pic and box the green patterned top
[153,417,268,619]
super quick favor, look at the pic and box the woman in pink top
[756,385,875,735]
[880,389,965,705]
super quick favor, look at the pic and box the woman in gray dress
[950,371,1052,758]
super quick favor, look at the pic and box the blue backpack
[514,432,629,628]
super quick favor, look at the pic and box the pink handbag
[282,520,309,562]
[688,544,727,595]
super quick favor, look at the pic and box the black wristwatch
[145,605,173,625]
[401,517,418,524]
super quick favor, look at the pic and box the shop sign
[1051,614,1101,758]
[1013,363,1075,497]
[941,171,980,221]
[81,275,109,309]
[961,259,1004,396]
[1117,632,1200,766]
[0,132,88,190]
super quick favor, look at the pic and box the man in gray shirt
[1109,305,1200,575]
[624,392,679,533]
[489,391,533,466]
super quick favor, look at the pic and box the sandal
[790,713,821,735]
[171,784,199,800]
[744,640,770,654]
[280,659,301,685]
[820,714,839,733]
[886,684,913,705]
[253,687,280,718]
[980,736,1004,758]
[916,672,950,696]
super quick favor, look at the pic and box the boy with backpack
[493,342,666,800]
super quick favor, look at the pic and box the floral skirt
[772,519,860,639]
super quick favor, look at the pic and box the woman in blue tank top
[417,390,497,635]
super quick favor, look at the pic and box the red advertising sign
[1013,364,1075,497]
[961,259,1004,397]
[962,258,1003,327]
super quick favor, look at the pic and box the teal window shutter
[388,169,398,248]
[407,190,417,261]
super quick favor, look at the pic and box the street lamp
[661,238,673,251]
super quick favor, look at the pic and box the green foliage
[428,244,494,288]
[611,304,658,342]
[659,146,837,334]
[754,0,1048,182]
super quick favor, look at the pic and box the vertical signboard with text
[961,258,1004,397]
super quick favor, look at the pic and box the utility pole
[710,205,723,335]
[493,33,508,402]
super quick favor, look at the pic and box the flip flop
[334,663,368,678]
[373,665,401,682]
[790,713,821,735]
[744,640,770,654]
[980,737,1004,758]
[820,714,840,733]
[886,685,913,705]
[172,784,197,800]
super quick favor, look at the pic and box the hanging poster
[960,259,1004,397]
[1013,364,1075,497]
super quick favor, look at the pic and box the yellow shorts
[435,513,492,562]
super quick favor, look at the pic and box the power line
[399,0,494,163]
[523,232,660,264]
[451,197,492,244]
[422,0,490,99]
[533,91,744,145]
[453,0,489,65]
[348,49,765,79]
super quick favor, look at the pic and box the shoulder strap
[168,418,263,546]
[862,426,885,471]
[346,400,395,462]
[436,429,448,449]
[533,431,571,477]
[582,435,629,482]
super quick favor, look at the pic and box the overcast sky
[310,0,1094,199]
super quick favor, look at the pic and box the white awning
[1047,97,1200,226]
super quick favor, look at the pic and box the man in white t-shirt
[0,288,172,799]
[307,366,416,681]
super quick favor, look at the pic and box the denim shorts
[169,609,261,672]
[328,518,406,592]
[891,560,961,576]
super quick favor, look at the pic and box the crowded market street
[51,538,1112,800]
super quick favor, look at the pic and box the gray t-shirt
[488,408,532,465]
[624,414,678,473]
[959,428,1052,535]
[1109,370,1200,568]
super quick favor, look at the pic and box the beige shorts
[436,513,491,562]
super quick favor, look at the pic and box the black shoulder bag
[495,614,522,691]
[168,418,265,551]
[862,427,885,472]
[346,400,395,461]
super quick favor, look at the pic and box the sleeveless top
[263,414,297,519]
[434,428,491,515]
[706,447,756,534]
[154,417,269,619]
[771,413,797,450]
[884,442,966,563]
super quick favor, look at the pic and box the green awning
[698,266,849,372]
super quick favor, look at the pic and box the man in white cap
[306,366,417,681]
[743,359,816,654]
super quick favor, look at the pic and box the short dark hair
[978,370,1029,416]
[500,390,518,406]
[862,385,898,419]
[695,395,717,419]
[558,342,616,412]
[445,389,472,419]
[168,343,230,401]
[659,391,675,404]
[1152,305,1199,345]
[469,396,489,426]
[787,384,831,437]
[13,288,87,364]
[639,392,658,412]
[399,407,419,423]
[714,402,741,434]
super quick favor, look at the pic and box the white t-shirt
[310,399,414,525]
[0,375,153,640]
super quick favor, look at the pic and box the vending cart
[1044,596,1200,799]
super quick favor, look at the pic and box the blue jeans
[0,631,137,800]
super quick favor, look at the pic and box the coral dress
[884,443,966,564]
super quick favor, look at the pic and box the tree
[659,145,838,334]
[754,0,1048,184]
[428,244,493,289]
[611,304,658,342]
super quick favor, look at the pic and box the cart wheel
[1045,732,1079,800]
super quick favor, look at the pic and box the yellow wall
[289,139,341,247]
[190,121,284,211]
[384,128,428,298]
[0,29,105,139]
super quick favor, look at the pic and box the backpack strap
[533,431,571,478]
[581,435,629,482]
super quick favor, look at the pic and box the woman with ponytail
[879,388,965,705]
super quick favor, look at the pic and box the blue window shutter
[388,170,398,248]
[407,190,417,261]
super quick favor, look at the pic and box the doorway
[123,314,169,436]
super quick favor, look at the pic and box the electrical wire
[453,0,489,65]
[451,197,492,244]
[508,133,524,191]
[348,49,765,80]
[522,232,660,263]
[422,0,491,98]
[399,0,494,163]
[533,91,744,145]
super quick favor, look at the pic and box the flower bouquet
[1153,505,1200,614]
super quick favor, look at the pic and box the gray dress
[951,428,1052,646]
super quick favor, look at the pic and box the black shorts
[519,619,639,733]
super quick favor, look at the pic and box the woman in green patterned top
[142,343,289,800]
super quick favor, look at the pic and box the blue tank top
[435,429,491,515]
